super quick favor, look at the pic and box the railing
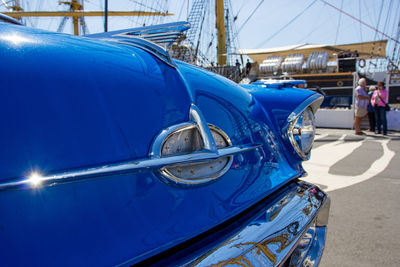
[206,66,248,83]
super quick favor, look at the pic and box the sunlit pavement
[302,128,400,266]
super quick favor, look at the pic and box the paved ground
[302,129,400,267]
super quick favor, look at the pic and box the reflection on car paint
[184,183,327,267]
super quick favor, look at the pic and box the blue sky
[1,0,399,55]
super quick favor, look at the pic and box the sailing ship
[236,1,400,129]
[0,0,241,68]
[1,0,399,129]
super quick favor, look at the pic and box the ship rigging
[1,0,399,80]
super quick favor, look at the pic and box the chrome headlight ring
[284,94,324,160]
[287,107,316,159]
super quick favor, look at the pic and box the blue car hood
[0,24,191,180]
[0,24,309,266]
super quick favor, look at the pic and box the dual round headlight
[287,107,316,159]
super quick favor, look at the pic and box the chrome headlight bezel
[158,123,233,185]
[287,107,316,160]
[284,94,324,160]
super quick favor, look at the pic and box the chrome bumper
[136,181,330,267]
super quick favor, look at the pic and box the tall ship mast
[169,0,241,74]
[0,0,172,36]
[0,0,241,71]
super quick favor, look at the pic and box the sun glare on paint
[29,172,43,188]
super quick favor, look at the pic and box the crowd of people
[235,59,252,76]
[353,78,389,135]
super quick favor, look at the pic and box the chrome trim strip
[112,38,177,68]
[0,14,24,25]
[0,144,260,191]
[1,105,258,191]
[150,105,226,158]
[86,22,190,68]
[189,104,218,152]
[87,21,190,48]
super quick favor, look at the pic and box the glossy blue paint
[0,23,192,181]
[0,23,322,266]
[241,83,317,130]
[242,81,323,163]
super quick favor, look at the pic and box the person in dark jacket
[245,59,252,75]
[351,50,359,57]
[367,86,376,132]
[315,86,326,96]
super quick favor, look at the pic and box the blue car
[0,16,329,266]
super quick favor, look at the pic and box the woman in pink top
[371,81,389,135]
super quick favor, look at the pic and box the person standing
[315,86,326,96]
[371,81,389,135]
[353,78,369,135]
[245,59,252,75]
[235,59,241,71]
[367,85,376,132]
[351,50,359,57]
